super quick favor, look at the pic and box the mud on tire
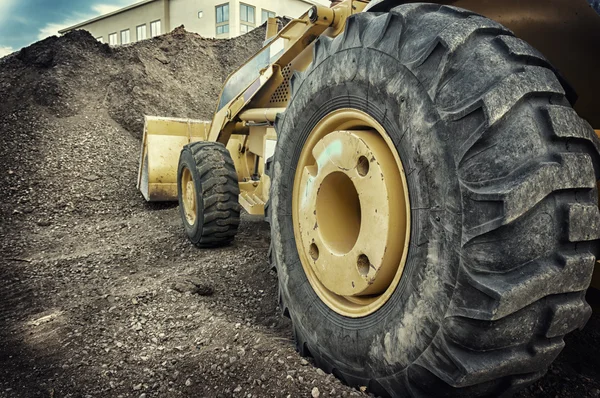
[178,141,241,248]
[268,4,600,397]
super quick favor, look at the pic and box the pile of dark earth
[0,19,599,398]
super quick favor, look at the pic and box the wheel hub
[181,167,197,225]
[292,109,410,317]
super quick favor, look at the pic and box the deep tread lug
[178,142,241,248]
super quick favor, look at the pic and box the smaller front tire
[177,142,241,248]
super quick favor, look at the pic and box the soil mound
[1,25,266,136]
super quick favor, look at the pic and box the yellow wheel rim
[292,109,411,318]
[181,167,197,225]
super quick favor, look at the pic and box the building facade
[59,0,327,45]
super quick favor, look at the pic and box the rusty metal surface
[366,0,600,128]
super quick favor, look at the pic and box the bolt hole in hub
[293,109,411,317]
[309,243,320,261]
[357,254,370,277]
[357,156,369,177]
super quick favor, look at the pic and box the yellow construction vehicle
[138,0,600,396]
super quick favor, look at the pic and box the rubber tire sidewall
[177,148,205,244]
[271,45,461,378]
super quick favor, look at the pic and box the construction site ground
[0,26,599,398]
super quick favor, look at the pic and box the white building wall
[62,0,329,43]
[169,0,225,38]
[230,0,241,38]
[66,1,167,45]
[169,0,323,39]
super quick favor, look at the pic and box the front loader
[138,1,600,396]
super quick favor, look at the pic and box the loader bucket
[137,116,211,201]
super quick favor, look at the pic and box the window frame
[96,36,104,43]
[136,24,147,41]
[120,29,130,45]
[108,32,118,45]
[240,3,256,33]
[261,9,275,24]
[216,24,230,35]
[150,19,162,38]
[215,3,230,36]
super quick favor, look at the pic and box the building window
[109,33,118,45]
[137,24,147,41]
[216,3,229,23]
[240,3,255,33]
[96,36,104,43]
[198,11,203,19]
[216,24,230,35]
[150,20,162,37]
[261,9,275,24]
[215,3,229,36]
[121,29,130,44]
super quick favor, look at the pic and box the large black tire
[269,4,600,397]
[177,142,241,248]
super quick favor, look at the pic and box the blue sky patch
[0,0,137,56]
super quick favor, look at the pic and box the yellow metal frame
[207,1,367,145]
[137,0,368,213]
[137,116,210,201]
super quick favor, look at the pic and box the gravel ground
[0,25,599,398]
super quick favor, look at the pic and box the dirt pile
[0,26,267,137]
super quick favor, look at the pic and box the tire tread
[181,141,241,248]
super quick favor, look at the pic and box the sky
[0,0,139,57]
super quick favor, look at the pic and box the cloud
[92,4,123,15]
[37,17,86,40]
[36,1,139,41]
[0,0,17,24]
[0,46,15,57]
